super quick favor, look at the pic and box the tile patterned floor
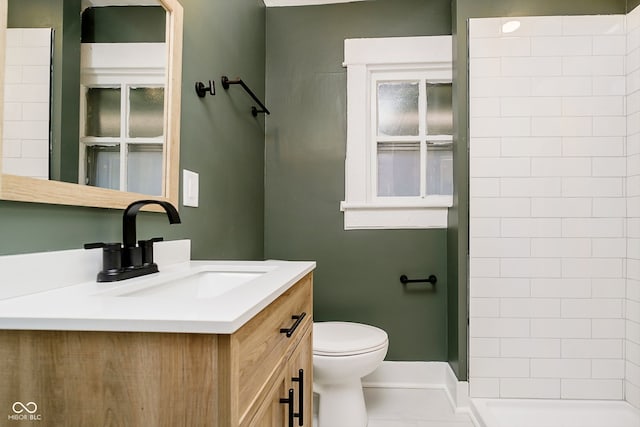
[314,387,476,427]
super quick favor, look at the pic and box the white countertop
[0,241,315,334]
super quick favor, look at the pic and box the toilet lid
[313,321,388,356]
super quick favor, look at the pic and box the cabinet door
[247,372,287,427]
[232,273,312,421]
[287,327,313,427]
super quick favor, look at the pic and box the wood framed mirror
[0,0,183,210]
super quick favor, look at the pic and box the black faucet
[85,199,181,282]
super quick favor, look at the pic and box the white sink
[98,269,270,299]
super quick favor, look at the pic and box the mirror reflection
[3,25,52,180]
[3,0,167,197]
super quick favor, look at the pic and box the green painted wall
[3,0,633,374]
[447,0,464,380]
[81,6,165,43]
[629,0,640,12]
[58,1,81,184]
[264,0,452,361]
[447,0,627,380]
[0,0,266,261]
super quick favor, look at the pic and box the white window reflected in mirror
[79,43,166,196]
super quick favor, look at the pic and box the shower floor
[471,398,640,427]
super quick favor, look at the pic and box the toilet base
[316,379,368,427]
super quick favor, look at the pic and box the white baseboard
[361,361,452,389]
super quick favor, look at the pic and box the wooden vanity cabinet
[0,272,313,427]
[220,272,313,426]
[247,328,312,427]
[285,327,313,426]
[248,370,287,427]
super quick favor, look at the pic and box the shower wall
[627,6,640,410]
[468,14,632,401]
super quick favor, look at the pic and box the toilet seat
[313,321,388,356]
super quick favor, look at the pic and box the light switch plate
[183,169,199,207]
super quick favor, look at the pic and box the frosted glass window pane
[426,144,453,196]
[86,145,119,190]
[377,142,420,197]
[85,88,121,137]
[426,83,452,135]
[129,88,164,138]
[127,144,163,196]
[377,81,419,136]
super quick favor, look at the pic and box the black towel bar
[221,75,270,116]
[400,274,437,286]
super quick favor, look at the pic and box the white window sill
[340,198,452,230]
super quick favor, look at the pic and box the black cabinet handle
[292,369,304,425]
[280,388,294,427]
[280,312,306,338]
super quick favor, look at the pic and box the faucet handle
[84,242,123,276]
[84,242,108,249]
[138,237,164,266]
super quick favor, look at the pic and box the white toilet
[313,321,389,427]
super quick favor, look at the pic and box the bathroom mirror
[0,0,183,210]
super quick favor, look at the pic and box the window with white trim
[341,36,453,229]
[79,43,166,196]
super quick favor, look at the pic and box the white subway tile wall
[2,28,52,180]
[469,14,640,406]
[627,5,640,410]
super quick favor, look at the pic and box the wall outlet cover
[183,169,199,207]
